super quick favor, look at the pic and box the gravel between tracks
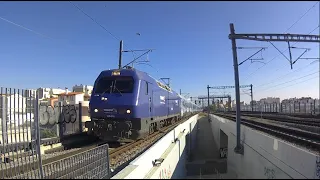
[109,133,162,171]
[109,114,202,173]
[242,115,320,136]
[215,113,320,155]
[226,112,320,134]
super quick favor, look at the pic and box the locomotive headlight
[126,109,131,114]
[94,109,99,113]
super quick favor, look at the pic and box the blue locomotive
[85,67,201,142]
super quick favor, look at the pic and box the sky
[0,1,319,103]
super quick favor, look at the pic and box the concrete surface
[210,114,320,179]
[112,114,199,179]
[186,117,227,178]
[191,117,220,160]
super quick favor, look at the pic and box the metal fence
[0,88,43,178]
[42,143,110,179]
[232,102,320,115]
[0,87,110,179]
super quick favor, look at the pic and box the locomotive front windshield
[94,76,134,94]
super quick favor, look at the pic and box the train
[85,67,201,142]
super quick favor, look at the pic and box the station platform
[111,113,320,179]
[185,116,236,179]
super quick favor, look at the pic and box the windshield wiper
[100,88,110,97]
[113,86,123,96]
[113,80,123,96]
[110,81,114,94]
[100,82,113,97]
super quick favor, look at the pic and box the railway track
[227,111,320,118]
[1,132,95,155]
[1,113,200,179]
[1,138,60,155]
[108,113,200,176]
[225,111,320,127]
[1,132,100,168]
[214,113,320,153]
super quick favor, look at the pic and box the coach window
[145,81,149,95]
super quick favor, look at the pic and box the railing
[0,87,110,179]
[0,87,43,178]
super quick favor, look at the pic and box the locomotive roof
[100,68,199,107]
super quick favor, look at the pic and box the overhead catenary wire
[0,16,53,39]
[257,70,319,93]
[71,2,161,73]
[242,25,320,84]
[283,2,319,33]
[241,25,319,101]
[254,62,317,89]
[264,39,319,73]
[260,75,318,93]
[241,2,319,83]
[254,43,319,89]
[69,1,120,41]
[69,1,139,59]
[70,2,174,91]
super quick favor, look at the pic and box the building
[281,97,315,104]
[259,97,280,104]
[0,93,27,118]
[40,97,59,107]
[50,88,66,98]
[73,84,93,101]
[37,88,65,100]
[58,89,84,105]
[37,88,51,100]
[231,100,245,106]
[0,91,34,144]
[73,84,93,95]
[56,88,91,132]
[251,100,258,105]
[231,100,247,110]
[281,97,296,104]
[0,92,33,144]
[296,97,313,104]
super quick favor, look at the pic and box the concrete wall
[145,131,187,179]
[112,114,199,179]
[209,114,320,179]
[39,103,87,137]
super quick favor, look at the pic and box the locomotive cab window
[94,76,134,94]
[114,77,134,93]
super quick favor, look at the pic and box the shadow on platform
[186,116,227,178]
